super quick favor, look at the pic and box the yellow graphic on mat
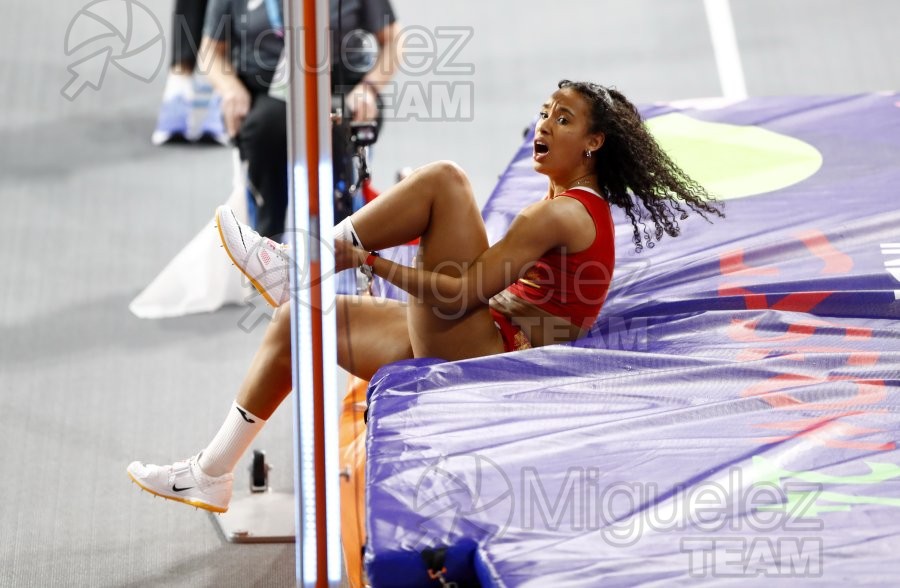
[647,113,823,201]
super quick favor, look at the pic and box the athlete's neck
[549,172,599,198]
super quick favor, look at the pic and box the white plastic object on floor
[129,149,255,318]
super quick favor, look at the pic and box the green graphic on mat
[751,456,900,517]
[647,113,823,200]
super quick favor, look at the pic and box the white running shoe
[127,455,233,513]
[215,205,293,307]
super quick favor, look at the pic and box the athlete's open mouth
[534,140,549,155]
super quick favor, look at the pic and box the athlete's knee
[429,160,468,185]
[423,160,473,204]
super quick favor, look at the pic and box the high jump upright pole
[284,0,342,586]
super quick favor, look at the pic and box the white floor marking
[703,0,748,99]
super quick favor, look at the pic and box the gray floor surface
[1,1,898,586]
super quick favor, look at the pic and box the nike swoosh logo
[231,210,247,250]
[236,407,256,423]
[172,484,193,492]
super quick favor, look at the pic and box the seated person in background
[200,0,401,238]
[128,81,725,513]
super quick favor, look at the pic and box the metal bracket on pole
[211,450,296,543]
[211,491,296,543]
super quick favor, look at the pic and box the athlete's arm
[341,197,593,313]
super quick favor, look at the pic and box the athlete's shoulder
[505,197,573,248]
[558,188,612,217]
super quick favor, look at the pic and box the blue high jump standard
[363,94,900,587]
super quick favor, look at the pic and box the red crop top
[504,187,615,330]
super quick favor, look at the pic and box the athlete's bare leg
[237,161,502,417]
[350,161,504,360]
[127,162,503,506]
[237,296,413,419]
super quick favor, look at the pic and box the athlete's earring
[585,150,592,158]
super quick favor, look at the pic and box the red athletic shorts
[490,309,532,353]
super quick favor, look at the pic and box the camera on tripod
[331,96,379,224]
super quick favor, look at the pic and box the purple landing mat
[363,94,900,587]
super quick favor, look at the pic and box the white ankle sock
[198,401,266,477]
[333,217,366,249]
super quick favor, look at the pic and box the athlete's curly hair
[559,80,724,251]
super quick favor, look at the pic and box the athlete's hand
[334,239,366,273]
[222,84,252,138]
